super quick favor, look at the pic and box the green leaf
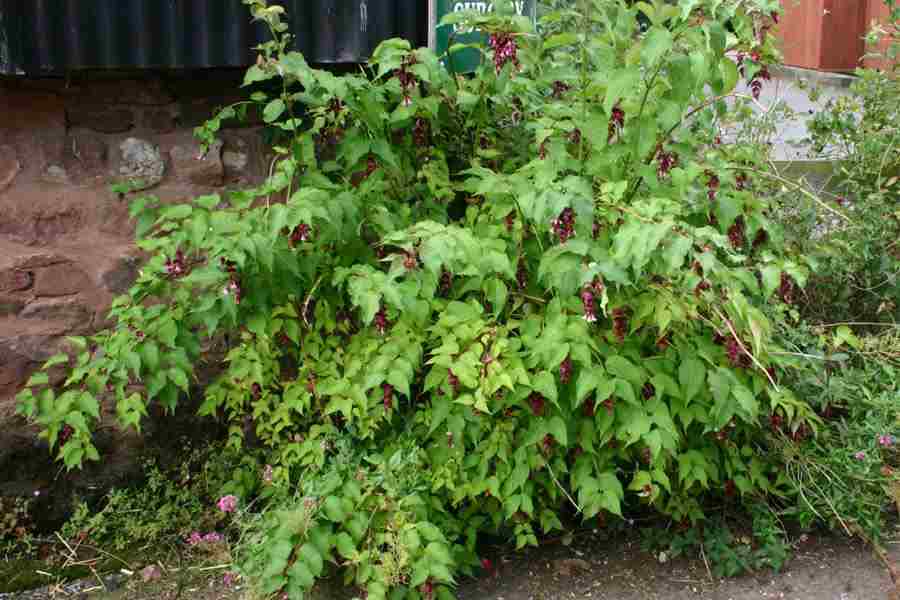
[483,277,508,316]
[335,532,356,559]
[606,356,643,387]
[264,98,286,123]
[641,27,673,65]
[544,32,578,50]
[322,496,346,522]
[720,56,739,94]
[548,416,568,447]
[42,354,69,370]
[678,358,706,403]
[299,543,324,577]
[26,372,49,387]
[604,66,641,113]
[425,542,452,565]
[532,371,558,404]
[139,341,160,373]
[288,560,315,589]
[169,368,189,392]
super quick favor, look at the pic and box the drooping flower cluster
[220,258,242,304]
[551,207,576,243]
[656,149,678,179]
[488,32,519,73]
[289,223,312,247]
[164,249,187,278]
[373,305,390,335]
[395,53,418,106]
[581,287,597,322]
[403,250,418,271]
[608,106,625,141]
[878,434,896,447]
[223,278,242,304]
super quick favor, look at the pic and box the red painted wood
[780,0,824,70]
[778,0,867,71]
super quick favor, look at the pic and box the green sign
[431,0,537,74]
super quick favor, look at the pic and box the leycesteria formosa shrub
[18,0,819,598]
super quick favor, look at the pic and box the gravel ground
[1,528,897,600]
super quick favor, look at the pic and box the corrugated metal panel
[0,0,426,75]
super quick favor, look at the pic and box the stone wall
[0,71,266,513]
[1,71,269,411]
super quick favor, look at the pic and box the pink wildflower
[217,495,238,513]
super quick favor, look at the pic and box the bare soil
[3,527,897,600]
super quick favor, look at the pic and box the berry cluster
[551,207,576,243]
[488,32,519,73]
[59,424,74,445]
[439,269,453,297]
[727,217,745,249]
[602,396,615,416]
[448,369,460,395]
[413,118,430,148]
[778,272,795,304]
[528,392,545,416]
[706,171,720,201]
[737,51,772,100]
[504,211,516,232]
[582,398,596,417]
[725,335,751,368]
[551,80,570,99]
[516,258,528,291]
[382,383,394,410]
[612,308,628,343]
[351,156,378,188]
[559,356,573,384]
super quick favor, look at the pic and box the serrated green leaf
[335,532,356,559]
[322,495,346,522]
[548,416,568,447]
